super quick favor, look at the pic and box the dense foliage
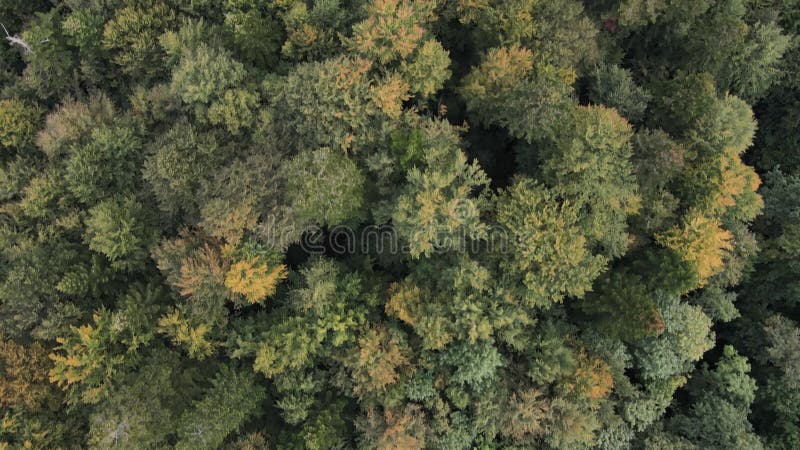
[0,1,798,449]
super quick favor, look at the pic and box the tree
[400,39,451,98]
[87,351,180,449]
[752,315,800,449]
[225,256,287,305]
[392,121,490,258]
[206,87,259,134]
[357,404,428,450]
[665,346,763,449]
[0,242,82,339]
[633,295,714,382]
[460,45,576,143]
[275,0,352,61]
[169,44,246,105]
[586,64,651,123]
[449,0,598,69]
[347,0,436,64]
[48,310,129,405]
[744,170,800,311]
[102,2,176,80]
[656,210,733,286]
[249,258,369,379]
[17,9,78,101]
[36,93,115,160]
[440,340,504,391]
[630,129,685,234]
[344,324,412,398]
[283,147,366,227]
[495,177,607,307]
[143,121,227,219]
[499,388,551,444]
[264,56,385,153]
[65,124,143,204]
[0,337,56,412]
[582,269,665,342]
[157,309,216,360]
[535,105,640,257]
[544,396,602,449]
[0,99,40,151]
[48,284,164,405]
[84,195,157,271]
[175,365,266,450]
[223,8,282,68]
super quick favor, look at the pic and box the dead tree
[2,23,48,55]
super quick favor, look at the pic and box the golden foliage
[713,148,764,219]
[461,45,534,98]
[657,210,734,284]
[200,197,259,245]
[386,282,421,326]
[48,312,125,404]
[371,74,411,119]
[225,257,288,304]
[386,283,454,350]
[567,352,614,401]
[157,310,215,359]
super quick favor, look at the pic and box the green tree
[223,8,282,68]
[461,45,576,143]
[176,365,266,450]
[36,93,115,159]
[87,351,180,449]
[665,346,763,449]
[102,2,176,80]
[392,121,490,258]
[582,269,665,342]
[170,44,246,105]
[84,195,157,271]
[536,105,641,257]
[633,295,714,381]
[283,147,366,227]
[143,121,226,219]
[65,124,143,204]
[752,315,800,449]
[586,64,651,123]
[494,177,606,308]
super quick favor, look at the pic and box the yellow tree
[711,148,764,222]
[657,210,734,285]
[225,257,288,304]
[157,310,215,360]
[48,311,125,404]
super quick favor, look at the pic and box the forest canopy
[0,0,799,449]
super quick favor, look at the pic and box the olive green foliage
[283,147,366,226]
[0,0,797,448]
[0,99,40,150]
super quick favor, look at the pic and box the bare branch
[1,23,38,55]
